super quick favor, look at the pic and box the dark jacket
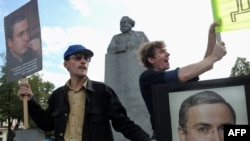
[28,78,150,141]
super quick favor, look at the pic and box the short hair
[137,41,166,69]
[178,90,236,132]
[5,14,28,39]
[120,16,135,27]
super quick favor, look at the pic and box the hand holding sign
[28,38,42,57]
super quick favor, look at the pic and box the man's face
[7,19,30,59]
[64,53,90,78]
[148,47,170,71]
[178,103,234,141]
[120,18,132,33]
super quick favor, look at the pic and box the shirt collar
[66,78,87,91]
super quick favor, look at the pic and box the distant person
[137,22,227,140]
[178,90,236,141]
[107,16,149,54]
[17,44,152,141]
[5,14,42,80]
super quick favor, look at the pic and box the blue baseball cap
[64,44,94,60]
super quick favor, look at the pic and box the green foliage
[28,73,55,109]
[0,64,23,125]
[0,54,55,140]
[230,57,250,77]
[0,63,23,141]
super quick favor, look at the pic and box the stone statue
[107,16,149,54]
[105,16,151,141]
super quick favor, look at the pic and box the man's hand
[211,41,227,61]
[18,82,33,101]
[208,21,220,37]
[205,21,221,58]
[28,38,42,57]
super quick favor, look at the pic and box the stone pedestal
[15,129,45,141]
[105,49,151,141]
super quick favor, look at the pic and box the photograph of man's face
[4,0,42,82]
[169,86,248,141]
[7,15,31,62]
[179,103,233,141]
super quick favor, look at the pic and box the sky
[0,0,250,89]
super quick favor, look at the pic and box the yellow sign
[211,0,250,32]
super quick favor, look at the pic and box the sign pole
[21,77,29,129]
[216,32,221,42]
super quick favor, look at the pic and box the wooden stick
[21,77,29,129]
[23,96,29,129]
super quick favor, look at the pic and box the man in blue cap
[17,44,151,141]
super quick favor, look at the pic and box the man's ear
[178,126,186,141]
[148,57,154,64]
[7,38,13,50]
[63,61,69,70]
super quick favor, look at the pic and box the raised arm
[204,22,220,58]
[178,41,226,82]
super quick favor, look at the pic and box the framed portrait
[152,75,250,141]
[4,0,42,82]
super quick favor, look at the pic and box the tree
[0,54,55,141]
[28,73,55,110]
[0,64,22,141]
[230,57,250,77]
[26,73,56,140]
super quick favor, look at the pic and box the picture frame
[152,75,250,141]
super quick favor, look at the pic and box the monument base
[15,129,45,141]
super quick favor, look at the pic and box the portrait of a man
[4,0,42,82]
[169,86,248,141]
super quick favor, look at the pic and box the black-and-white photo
[152,75,250,141]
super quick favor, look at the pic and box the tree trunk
[7,117,15,141]
[7,129,15,141]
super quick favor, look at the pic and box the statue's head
[120,16,135,33]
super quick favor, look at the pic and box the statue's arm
[142,32,149,42]
[107,35,127,54]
